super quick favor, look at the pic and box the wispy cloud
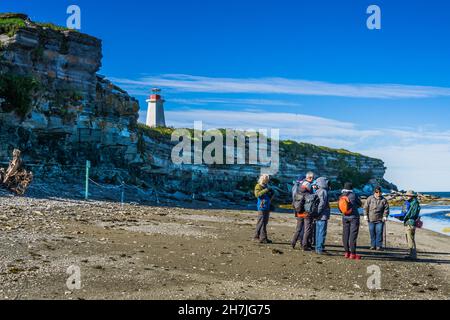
[170,98,301,108]
[111,74,450,99]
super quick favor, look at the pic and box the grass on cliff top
[136,124,370,159]
[280,140,363,157]
[0,17,26,37]
[35,22,72,32]
[137,124,177,141]
[0,13,73,37]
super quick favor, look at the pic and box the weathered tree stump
[0,149,33,195]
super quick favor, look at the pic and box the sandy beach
[0,192,449,300]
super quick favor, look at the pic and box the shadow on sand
[269,242,450,265]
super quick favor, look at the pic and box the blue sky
[2,0,450,191]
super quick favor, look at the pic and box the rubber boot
[405,249,417,260]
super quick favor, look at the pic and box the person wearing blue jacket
[314,177,331,254]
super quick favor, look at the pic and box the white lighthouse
[146,88,166,127]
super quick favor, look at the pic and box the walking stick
[384,221,388,249]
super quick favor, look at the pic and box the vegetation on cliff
[0,16,26,37]
[0,73,40,118]
[0,13,72,37]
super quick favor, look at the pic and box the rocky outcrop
[133,129,395,203]
[0,13,141,176]
[0,13,395,203]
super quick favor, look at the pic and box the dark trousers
[369,221,385,248]
[255,211,270,241]
[342,217,360,254]
[292,216,313,249]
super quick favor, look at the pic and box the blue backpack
[257,194,271,212]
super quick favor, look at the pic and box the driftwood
[0,149,33,195]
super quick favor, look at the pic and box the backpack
[304,193,320,218]
[338,195,353,216]
[292,183,305,213]
[257,194,271,212]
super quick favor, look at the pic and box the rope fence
[84,160,161,205]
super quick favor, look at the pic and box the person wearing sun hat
[400,190,421,260]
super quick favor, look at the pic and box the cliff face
[135,129,393,203]
[0,14,394,202]
[0,13,141,174]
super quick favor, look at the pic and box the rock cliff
[0,13,140,174]
[0,13,396,203]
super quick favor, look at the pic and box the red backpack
[338,195,353,216]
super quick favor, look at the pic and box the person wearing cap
[400,190,421,260]
[364,186,390,251]
[341,182,363,260]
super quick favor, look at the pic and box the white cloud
[170,97,301,108]
[111,74,450,99]
[362,144,450,191]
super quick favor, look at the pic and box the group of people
[254,172,422,260]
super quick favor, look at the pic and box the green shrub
[36,22,71,32]
[0,17,26,37]
[137,123,176,140]
[334,167,373,189]
[0,73,40,118]
[281,140,362,158]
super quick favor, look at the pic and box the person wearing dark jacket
[254,174,274,244]
[364,186,390,250]
[315,177,331,254]
[291,171,315,250]
[341,182,363,260]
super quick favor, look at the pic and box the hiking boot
[253,237,260,242]
[291,243,296,249]
[344,252,351,259]
[302,247,312,252]
[259,239,273,244]
[350,254,362,260]
[369,247,376,251]
[376,247,384,252]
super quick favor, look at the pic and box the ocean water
[421,192,450,198]
[330,205,450,236]
[389,205,450,236]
